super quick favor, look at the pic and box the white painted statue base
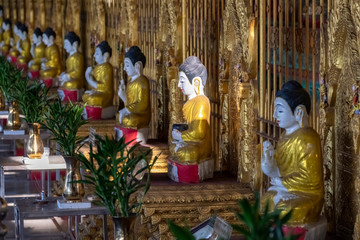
[57,199,91,209]
[23,157,49,165]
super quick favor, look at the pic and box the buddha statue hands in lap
[16,24,31,69]
[28,28,46,79]
[261,80,324,225]
[117,46,151,142]
[82,41,114,119]
[58,32,84,102]
[40,27,61,88]
[0,19,12,55]
[170,56,211,164]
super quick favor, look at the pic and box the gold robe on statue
[82,62,113,108]
[61,52,84,90]
[29,42,46,71]
[262,127,324,224]
[17,38,31,64]
[40,44,61,79]
[1,30,11,54]
[170,95,212,163]
[121,75,151,129]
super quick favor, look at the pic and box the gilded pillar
[25,0,35,36]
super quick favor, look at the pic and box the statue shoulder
[192,95,210,108]
[293,127,321,149]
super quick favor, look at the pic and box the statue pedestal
[7,55,17,64]
[114,125,149,145]
[29,70,40,79]
[58,89,81,102]
[167,157,214,183]
[17,63,27,71]
[41,78,54,88]
[282,216,327,240]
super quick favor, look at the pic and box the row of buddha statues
[0,7,325,227]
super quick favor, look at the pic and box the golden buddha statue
[170,56,211,164]
[16,24,31,69]
[0,19,12,55]
[8,22,21,63]
[58,32,84,102]
[118,46,150,128]
[261,80,324,225]
[40,27,61,87]
[28,28,46,79]
[82,41,114,119]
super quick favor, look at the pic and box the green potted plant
[42,99,88,201]
[76,135,158,240]
[12,78,53,159]
[0,58,24,130]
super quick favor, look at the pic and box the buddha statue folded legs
[167,56,213,183]
[40,27,61,88]
[261,81,325,227]
[116,46,151,144]
[58,32,84,102]
[82,41,114,120]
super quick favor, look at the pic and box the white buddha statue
[261,80,324,225]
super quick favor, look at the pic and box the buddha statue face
[178,71,197,97]
[2,22,8,31]
[124,58,137,77]
[273,98,299,130]
[64,39,77,54]
[42,34,53,46]
[32,33,41,44]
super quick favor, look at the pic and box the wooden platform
[137,173,254,240]
[77,119,117,138]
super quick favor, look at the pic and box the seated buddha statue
[261,80,324,225]
[40,27,61,88]
[82,41,114,120]
[16,24,31,70]
[0,19,12,56]
[28,28,46,79]
[116,46,150,143]
[58,31,84,102]
[7,22,21,64]
[168,56,212,183]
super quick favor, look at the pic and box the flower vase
[26,123,44,159]
[6,101,21,130]
[112,216,137,240]
[63,156,85,202]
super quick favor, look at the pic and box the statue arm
[261,141,281,178]
[21,40,31,57]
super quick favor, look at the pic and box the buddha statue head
[14,22,21,37]
[18,24,28,41]
[32,28,42,45]
[42,27,56,47]
[178,56,207,99]
[2,19,10,31]
[64,31,80,55]
[274,80,311,134]
[124,46,146,80]
[94,41,112,65]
